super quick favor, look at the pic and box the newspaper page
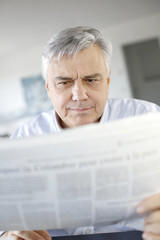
[0,112,160,231]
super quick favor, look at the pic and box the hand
[0,230,51,240]
[137,193,160,240]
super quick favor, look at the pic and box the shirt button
[86,228,92,234]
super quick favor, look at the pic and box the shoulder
[11,110,57,139]
[106,98,160,121]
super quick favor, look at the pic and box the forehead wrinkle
[50,44,107,81]
[50,61,78,80]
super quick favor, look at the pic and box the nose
[72,80,88,101]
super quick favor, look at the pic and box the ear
[45,82,51,99]
[107,71,111,85]
[107,77,110,85]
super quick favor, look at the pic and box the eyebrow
[55,73,102,81]
[55,76,74,81]
[83,73,102,79]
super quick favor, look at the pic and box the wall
[0,44,43,113]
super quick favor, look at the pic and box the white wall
[0,13,160,134]
[0,44,43,114]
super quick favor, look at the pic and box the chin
[72,119,97,127]
[61,115,100,128]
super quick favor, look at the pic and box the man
[2,26,160,240]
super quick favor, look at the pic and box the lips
[66,104,94,110]
[67,107,94,114]
[70,108,92,111]
[66,102,95,114]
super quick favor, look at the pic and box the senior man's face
[46,44,110,128]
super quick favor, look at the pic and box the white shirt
[11,98,160,236]
[11,98,160,139]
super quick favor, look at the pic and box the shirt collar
[100,99,110,123]
[53,111,62,132]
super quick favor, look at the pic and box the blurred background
[0,0,160,137]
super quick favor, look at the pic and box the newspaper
[0,112,160,231]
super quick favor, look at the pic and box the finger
[7,235,24,240]
[7,232,24,240]
[143,232,160,240]
[144,223,160,235]
[0,232,8,240]
[10,231,45,240]
[145,211,160,224]
[34,230,51,240]
[137,193,160,214]
[0,232,22,240]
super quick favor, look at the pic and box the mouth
[68,107,93,113]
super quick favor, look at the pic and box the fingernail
[137,205,145,214]
[142,233,151,240]
[142,233,149,240]
[142,233,148,239]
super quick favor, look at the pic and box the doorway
[123,38,160,105]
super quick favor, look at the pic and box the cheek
[101,84,109,101]
[90,89,108,105]
[51,92,70,110]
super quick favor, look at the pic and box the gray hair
[42,26,112,81]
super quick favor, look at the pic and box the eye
[59,81,69,85]
[57,81,73,88]
[86,79,97,83]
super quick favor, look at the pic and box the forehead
[49,44,107,77]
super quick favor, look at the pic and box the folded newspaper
[0,112,160,231]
